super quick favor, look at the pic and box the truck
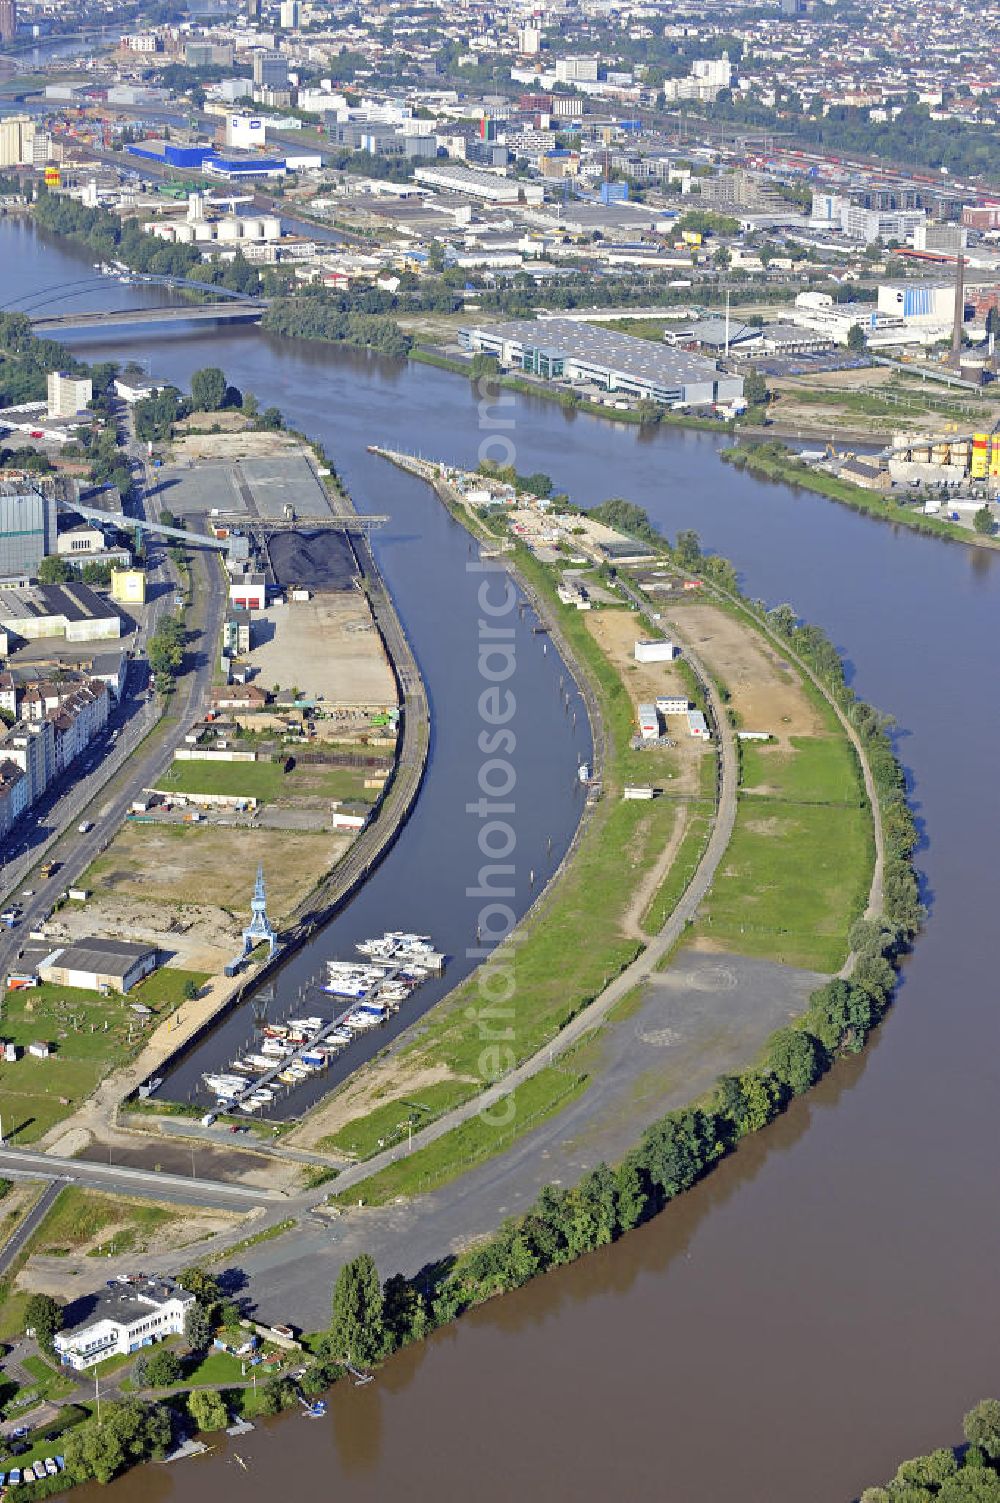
[78,821,93,834]
[40,861,59,878]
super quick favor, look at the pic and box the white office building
[53,1277,195,1371]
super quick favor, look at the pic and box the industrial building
[38,937,159,994]
[637,702,661,740]
[127,139,292,179]
[230,573,267,610]
[414,161,544,204]
[461,318,745,408]
[0,472,58,580]
[877,282,956,325]
[54,1276,195,1371]
[0,582,123,644]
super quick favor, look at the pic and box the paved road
[0,1148,276,1209]
[0,405,228,981]
[0,1180,65,1278]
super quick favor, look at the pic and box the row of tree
[861,1400,1000,1502]
[260,295,414,359]
[32,190,263,297]
[307,517,921,1399]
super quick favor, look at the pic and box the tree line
[261,293,413,359]
[292,516,922,1395]
[32,190,263,297]
[860,1400,1000,1502]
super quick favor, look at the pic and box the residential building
[46,372,93,420]
[53,1277,195,1371]
[0,717,56,805]
[0,759,28,842]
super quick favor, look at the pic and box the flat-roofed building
[54,1276,195,1371]
[461,317,744,407]
[47,371,92,420]
[414,161,544,205]
[38,937,159,993]
[0,472,58,581]
[0,582,122,643]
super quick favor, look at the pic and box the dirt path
[620,802,690,942]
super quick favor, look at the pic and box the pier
[204,941,446,1115]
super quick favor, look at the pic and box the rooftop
[41,937,157,979]
[468,316,727,389]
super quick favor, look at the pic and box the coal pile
[269,530,358,591]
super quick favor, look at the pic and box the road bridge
[31,302,268,333]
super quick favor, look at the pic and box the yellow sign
[43,167,61,187]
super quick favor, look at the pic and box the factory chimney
[952,253,965,366]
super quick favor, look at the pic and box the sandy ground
[171,428,310,462]
[770,364,1000,437]
[87,823,350,919]
[669,602,824,747]
[50,892,244,974]
[248,592,397,710]
[584,608,708,793]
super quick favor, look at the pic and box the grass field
[695,799,872,972]
[157,758,376,804]
[642,801,715,935]
[318,1079,477,1158]
[0,969,208,1144]
[182,1350,248,1386]
[20,1187,179,1258]
[740,735,863,804]
[19,1354,76,1404]
[329,1065,590,1208]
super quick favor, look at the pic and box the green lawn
[157,759,376,804]
[694,798,873,972]
[740,735,863,804]
[0,970,207,1144]
[318,1079,477,1158]
[20,1187,179,1259]
[183,1350,247,1386]
[19,1355,75,1403]
[330,1065,590,1208]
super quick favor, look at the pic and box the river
[6,218,1000,1502]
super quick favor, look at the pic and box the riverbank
[723,438,1000,549]
[0,491,913,1498]
[274,452,895,1216]
[407,347,736,433]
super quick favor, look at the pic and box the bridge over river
[31,300,269,332]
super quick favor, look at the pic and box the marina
[200,934,446,1115]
